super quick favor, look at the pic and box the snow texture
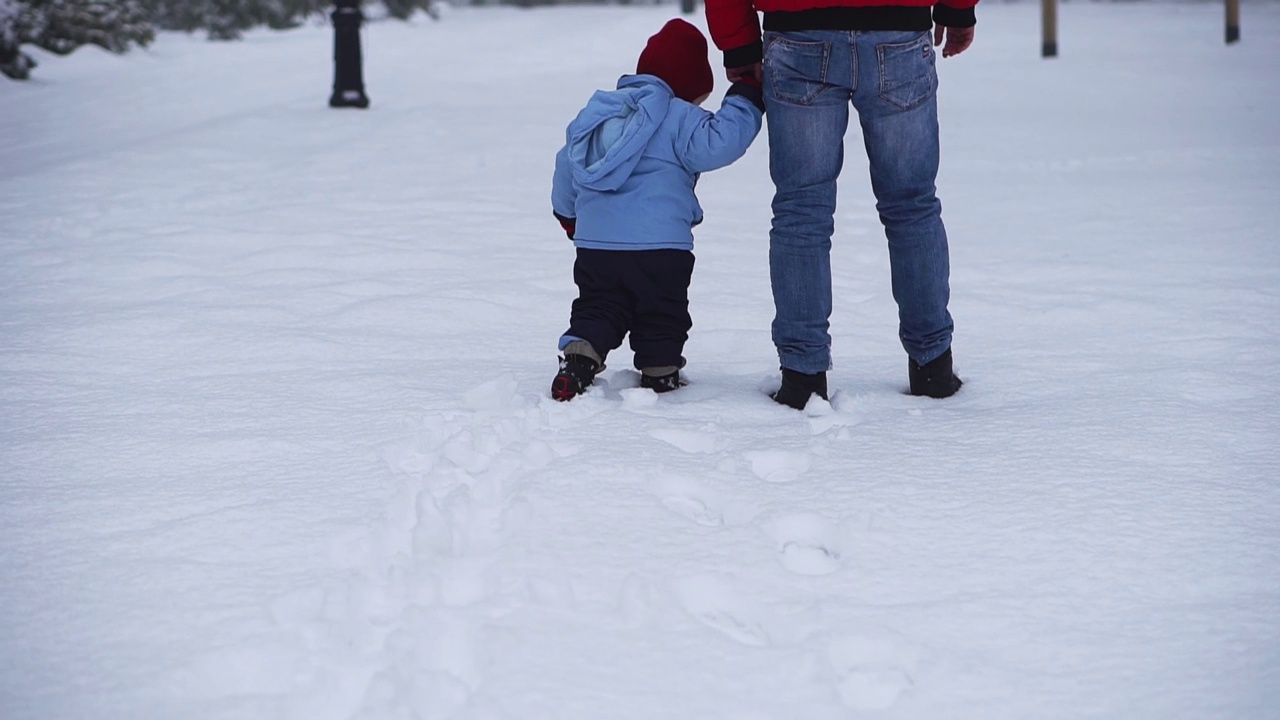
[1,3,1278,719]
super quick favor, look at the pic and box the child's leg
[626,249,695,372]
[553,249,636,401]
[561,248,634,362]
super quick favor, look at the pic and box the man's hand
[727,62,762,85]
[933,24,975,58]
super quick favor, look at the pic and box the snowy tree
[143,1,439,38]
[202,0,249,40]
[143,0,202,33]
[1,0,37,78]
[145,0,330,40]
[4,1,441,79]
[1,0,153,79]
[382,0,436,20]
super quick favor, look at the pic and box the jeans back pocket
[876,32,936,111]
[765,35,831,106]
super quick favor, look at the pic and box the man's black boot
[908,348,963,399]
[772,368,828,410]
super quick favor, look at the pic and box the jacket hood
[564,75,672,192]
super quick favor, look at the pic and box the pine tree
[143,0,203,33]
[1,0,37,79]
[144,0,327,41]
[31,0,154,54]
[4,1,435,80]
[383,0,434,20]
[201,0,246,40]
[2,0,154,80]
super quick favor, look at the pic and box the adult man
[705,0,975,408]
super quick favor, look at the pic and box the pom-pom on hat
[636,19,714,103]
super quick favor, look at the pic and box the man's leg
[852,30,955,367]
[763,30,854,376]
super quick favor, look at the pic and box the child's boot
[551,341,603,401]
[639,366,685,394]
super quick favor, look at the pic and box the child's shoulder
[664,96,713,122]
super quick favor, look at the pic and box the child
[549,18,765,401]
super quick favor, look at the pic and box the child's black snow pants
[565,247,695,371]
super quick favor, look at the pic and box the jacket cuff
[932,4,976,28]
[723,40,763,69]
[726,82,765,113]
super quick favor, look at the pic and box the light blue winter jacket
[551,74,763,252]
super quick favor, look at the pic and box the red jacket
[706,0,978,66]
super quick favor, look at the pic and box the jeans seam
[848,32,859,94]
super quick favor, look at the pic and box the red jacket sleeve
[934,0,978,27]
[705,0,763,66]
[707,1,979,60]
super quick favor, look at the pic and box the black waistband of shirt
[763,6,934,33]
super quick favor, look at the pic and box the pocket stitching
[876,34,935,112]
[766,37,831,106]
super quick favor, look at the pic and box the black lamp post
[330,0,370,108]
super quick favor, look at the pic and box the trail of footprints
[651,448,918,713]
[278,375,919,718]
[643,395,920,712]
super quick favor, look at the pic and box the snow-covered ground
[2,2,1278,718]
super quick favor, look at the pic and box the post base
[329,90,370,108]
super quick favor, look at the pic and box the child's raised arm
[674,82,765,175]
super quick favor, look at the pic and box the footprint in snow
[652,475,761,528]
[617,573,657,628]
[743,449,811,483]
[827,632,919,711]
[765,512,845,576]
[661,492,722,528]
[648,427,719,454]
[673,575,773,647]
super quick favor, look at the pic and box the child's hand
[554,212,576,240]
[726,62,762,85]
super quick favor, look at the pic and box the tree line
[1,0,440,80]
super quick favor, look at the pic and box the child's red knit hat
[636,19,714,103]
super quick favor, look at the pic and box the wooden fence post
[1226,0,1240,44]
[1041,0,1058,58]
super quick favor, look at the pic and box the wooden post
[1225,0,1240,44]
[1041,0,1058,58]
[682,0,695,15]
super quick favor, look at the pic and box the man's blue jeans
[763,29,954,374]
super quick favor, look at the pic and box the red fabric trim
[707,0,979,51]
